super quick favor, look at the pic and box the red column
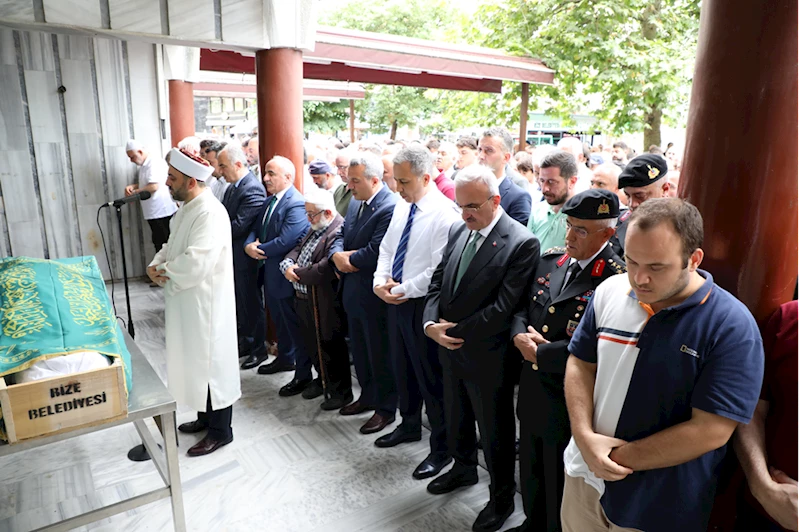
[255,48,304,192]
[168,80,195,148]
[681,0,797,323]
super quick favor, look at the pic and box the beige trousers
[561,474,643,532]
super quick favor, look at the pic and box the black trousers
[348,303,396,417]
[294,294,351,396]
[197,388,233,442]
[517,432,569,532]
[234,264,266,357]
[388,299,447,455]
[441,356,516,504]
[147,215,172,253]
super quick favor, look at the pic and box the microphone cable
[96,204,125,328]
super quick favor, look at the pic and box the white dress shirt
[207,175,229,202]
[374,187,461,299]
[138,156,177,220]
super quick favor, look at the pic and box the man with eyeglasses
[509,189,626,532]
[279,188,352,408]
[244,156,310,375]
[527,150,580,255]
[424,164,539,532]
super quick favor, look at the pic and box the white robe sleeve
[149,243,169,267]
[160,211,224,295]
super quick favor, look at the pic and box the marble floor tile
[0,281,528,531]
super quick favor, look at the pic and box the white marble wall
[0,28,164,280]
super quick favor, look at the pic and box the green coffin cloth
[0,256,133,391]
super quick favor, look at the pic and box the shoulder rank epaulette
[542,246,567,257]
[619,210,632,223]
[607,257,627,274]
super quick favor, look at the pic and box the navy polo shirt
[562,270,764,532]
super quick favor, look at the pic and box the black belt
[295,290,309,300]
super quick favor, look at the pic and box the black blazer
[222,172,266,271]
[424,211,539,382]
[329,186,397,314]
[512,243,626,441]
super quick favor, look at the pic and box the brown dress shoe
[359,413,395,434]
[339,399,374,416]
[187,435,233,457]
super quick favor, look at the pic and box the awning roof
[193,72,366,101]
[200,25,554,94]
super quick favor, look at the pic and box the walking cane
[310,285,331,401]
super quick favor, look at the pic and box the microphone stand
[115,205,135,339]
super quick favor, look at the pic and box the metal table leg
[160,411,186,532]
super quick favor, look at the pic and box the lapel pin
[492,241,496,247]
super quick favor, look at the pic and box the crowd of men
[123,128,794,532]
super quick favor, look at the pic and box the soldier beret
[618,154,668,188]
[308,159,334,175]
[562,189,620,220]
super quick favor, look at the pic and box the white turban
[168,148,213,181]
[126,139,143,152]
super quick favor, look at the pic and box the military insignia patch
[576,289,594,302]
[566,319,579,337]
[591,259,606,277]
[557,254,570,267]
[647,164,660,179]
[546,273,551,279]
[537,277,546,285]
[597,200,610,215]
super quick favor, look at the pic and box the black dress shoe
[301,379,324,399]
[187,434,233,457]
[279,378,312,397]
[412,454,453,480]
[321,391,354,411]
[241,352,269,370]
[178,420,208,434]
[427,469,479,495]
[472,500,514,532]
[126,443,162,462]
[374,426,422,448]
[257,359,296,374]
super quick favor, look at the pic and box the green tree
[319,0,459,138]
[472,0,700,147]
[303,100,350,135]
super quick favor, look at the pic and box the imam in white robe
[149,188,241,412]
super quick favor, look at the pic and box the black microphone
[103,190,152,207]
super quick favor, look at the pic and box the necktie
[357,201,365,221]
[260,196,276,241]
[391,203,417,283]
[454,231,482,290]
[562,261,583,291]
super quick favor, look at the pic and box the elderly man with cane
[279,188,353,409]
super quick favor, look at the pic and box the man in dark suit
[329,152,398,435]
[218,143,267,362]
[424,164,539,532]
[508,189,626,532]
[478,127,532,226]
[280,187,352,409]
[244,156,309,374]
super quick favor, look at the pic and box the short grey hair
[482,127,514,154]
[393,145,434,178]
[349,153,383,181]
[220,142,248,167]
[303,187,336,213]
[454,164,500,196]
[598,217,617,229]
[269,155,295,179]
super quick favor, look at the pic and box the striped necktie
[391,203,417,283]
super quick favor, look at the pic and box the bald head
[591,163,627,206]
[557,137,587,163]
